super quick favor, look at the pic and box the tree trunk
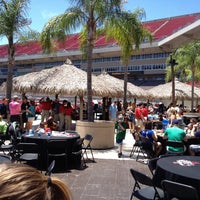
[87,42,93,122]
[86,24,94,122]
[123,64,128,109]
[6,36,15,101]
[79,96,84,121]
[191,67,195,112]
[170,56,175,106]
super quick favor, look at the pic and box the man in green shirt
[0,115,7,134]
[164,119,186,152]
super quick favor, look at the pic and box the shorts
[190,144,200,153]
[22,114,28,123]
[28,117,35,122]
[116,138,123,145]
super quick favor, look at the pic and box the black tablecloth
[154,156,200,194]
[21,131,80,171]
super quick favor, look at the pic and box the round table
[21,131,80,171]
[154,156,200,195]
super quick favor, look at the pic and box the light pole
[169,54,178,106]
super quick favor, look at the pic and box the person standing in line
[135,103,145,130]
[9,95,21,124]
[21,96,29,133]
[52,97,60,123]
[115,114,128,158]
[39,97,52,122]
[26,100,36,131]
[59,100,67,131]
[64,102,73,130]
[126,101,135,133]
[109,101,118,123]
[0,97,9,121]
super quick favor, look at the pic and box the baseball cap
[172,119,179,125]
[13,95,18,99]
[117,114,124,122]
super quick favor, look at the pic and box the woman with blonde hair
[0,163,73,200]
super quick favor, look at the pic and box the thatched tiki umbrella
[1,63,123,120]
[148,80,200,109]
[98,72,149,99]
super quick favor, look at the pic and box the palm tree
[0,0,30,100]
[18,29,40,43]
[105,10,152,108]
[169,41,200,111]
[40,0,149,121]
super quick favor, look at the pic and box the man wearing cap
[164,119,187,152]
[9,95,21,123]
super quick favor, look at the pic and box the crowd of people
[0,95,75,134]
[110,100,200,158]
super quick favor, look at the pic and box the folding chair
[82,134,95,162]
[130,168,164,200]
[71,138,86,169]
[0,137,14,158]
[129,133,143,159]
[46,140,68,172]
[140,135,155,159]
[148,157,160,176]
[165,140,186,155]
[0,154,11,163]
[161,180,199,200]
[16,143,39,169]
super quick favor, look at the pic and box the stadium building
[0,13,200,89]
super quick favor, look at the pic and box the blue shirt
[109,104,118,119]
[27,105,35,118]
[141,129,155,143]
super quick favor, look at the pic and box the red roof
[0,13,200,58]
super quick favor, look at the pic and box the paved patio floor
[51,131,151,200]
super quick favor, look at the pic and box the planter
[76,120,115,149]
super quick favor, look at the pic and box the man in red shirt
[64,102,73,130]
[135,103,145,130]
[59,100,67,131]
[39,97,52,122]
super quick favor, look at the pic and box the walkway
[33,118,150,199]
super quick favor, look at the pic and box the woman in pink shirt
[9,95,21,123]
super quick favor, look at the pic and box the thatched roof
[97,72,149,98]
[148,80,200,100]
[2,64,124,97]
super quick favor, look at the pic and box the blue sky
[0,0,200,45]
